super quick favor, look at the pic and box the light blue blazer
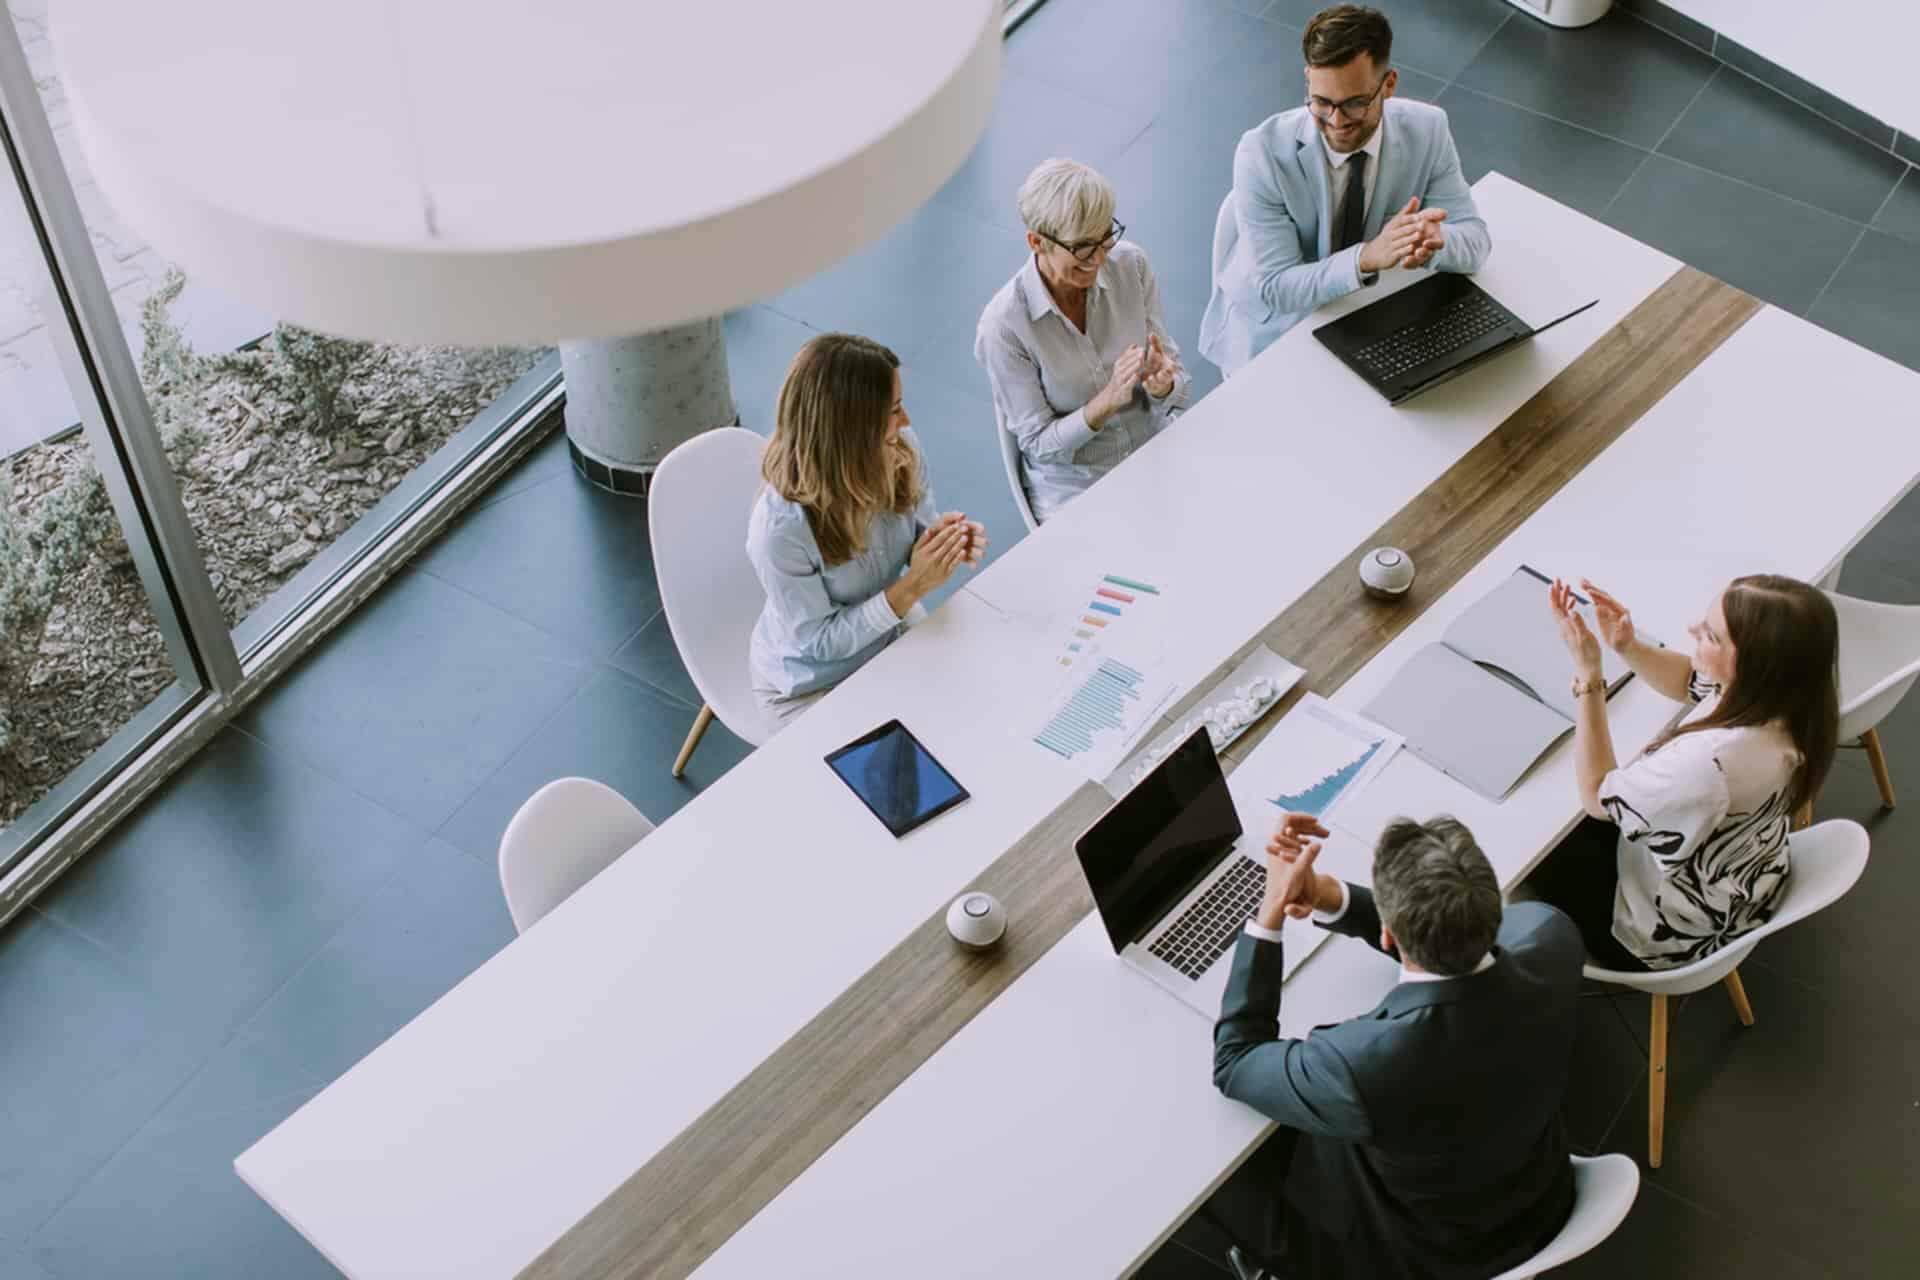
[1199,98,1491,376]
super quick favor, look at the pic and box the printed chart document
[1362,566,1631,800]
[1234,694,1403,833]
[1030,641,1178,782]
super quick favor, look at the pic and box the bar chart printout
[1032,648,1177,781]
[1058,574,1162,670]
[1238,694,1403,827]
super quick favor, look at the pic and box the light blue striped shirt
[745,431,939,699]
[974,241,1190,523]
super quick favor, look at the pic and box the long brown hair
[761,334,924,566]
[1651,574,1838,813]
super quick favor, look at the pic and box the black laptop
[1313,272,1596,404]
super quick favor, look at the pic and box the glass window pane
[14,4,553,655]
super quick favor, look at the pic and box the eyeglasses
[1306,74,1389,122]
[1039,219,1124,264]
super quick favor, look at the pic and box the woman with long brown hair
[746,333,985,725]
[1525,574,1838,970]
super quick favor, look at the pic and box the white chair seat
[498,777,654,932]
[1487,1154,1640,1280]
[1583,819,1869,1166]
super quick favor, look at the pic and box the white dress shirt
[1324,113,1385,287]
[974,241,1190,523]
[1243,877,1495,981]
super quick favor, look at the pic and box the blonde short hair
[1016,158,1116,243]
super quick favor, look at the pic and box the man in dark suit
[1207,813,1583,1279]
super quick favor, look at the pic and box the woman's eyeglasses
[1040,219,1124,264]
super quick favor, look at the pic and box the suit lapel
[1293,110,1333,261]
[1366,100,1409,243]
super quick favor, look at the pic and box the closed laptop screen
[1075,729,1243,953]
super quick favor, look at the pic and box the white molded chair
[1825,590,1920,812]
[648,426,781,775]
[498,777,654,933]
[991,403,1040,532]
[1487,1154,1640,1280]
[1582,819,1869,1167]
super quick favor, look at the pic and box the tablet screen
[825,720,969,837]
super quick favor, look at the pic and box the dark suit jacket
[1213,887,1583,1280]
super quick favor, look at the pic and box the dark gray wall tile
[1809,229,1920,375]
[1455,9,1716,149]
[1438,84,1649,217]
[1662,64,1905,224]
[1605,154,1863,314]
[1714,35,1895,150]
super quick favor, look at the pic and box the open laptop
[1313,272,1596,404]
[1073,726,1267,1018]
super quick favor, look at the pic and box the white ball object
[946,891,1008,950]
[1359,546,1416,600]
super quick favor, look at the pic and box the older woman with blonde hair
[974,158,1190,524]
[746,332,986,725]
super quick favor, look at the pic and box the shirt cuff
[1054,407,1100,451]
[861,587,903,633]
[1243,920,1285,943]
[1344,244,1376,289]
[1311,878,1350,925]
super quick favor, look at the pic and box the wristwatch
[1570,674,1605,699]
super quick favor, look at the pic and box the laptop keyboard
[1147,857,1268,981]
[1352,291,1512,379]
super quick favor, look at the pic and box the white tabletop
[695,302,1920,1275]
[232,174,1875,1280]
[54,0,1002,343]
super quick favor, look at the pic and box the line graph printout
[1031,645,1177,781]
[1236,694,1403,828]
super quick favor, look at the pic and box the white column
[559,319,738,494]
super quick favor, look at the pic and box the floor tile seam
[1587,1067,1641,1155]
[1450,7,1513,91]
[1708,47,1904,158]
[1647,59,1718,157]
[591,654,708,716]
[1803,224,1873,318]
[1633,1174,1840,1275]
[1435,80,1653,158]
[1649,142,1889,231]
[410,562,619,671]
[424,660,643,853]
[1616,4,1713,56]
[465,467,571,515]
[1865,167,1908,231]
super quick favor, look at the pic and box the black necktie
[1334,152,1367,253]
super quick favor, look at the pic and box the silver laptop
[1073,727,1269,1018]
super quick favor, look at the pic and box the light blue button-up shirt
[974,241,1190,523]
[745,430,939,700]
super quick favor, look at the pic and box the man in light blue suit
[1199,5,1491,377]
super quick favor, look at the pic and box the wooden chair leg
[1863,727,1896,809]
[1648,993,1669,1170]
[1723,968,1756,1027]
[672,704,715,778]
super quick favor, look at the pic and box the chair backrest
[649,427,776,746]
[990,402,1040,532]
[1826,590,1920,740]
[498,777,654,932]
[1583,818,1870,994]
[1487,1154,1639,1280]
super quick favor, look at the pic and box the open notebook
[1362,566,1632,800]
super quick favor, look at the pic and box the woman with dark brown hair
[1525,574,1839,971]
[746,333,986,726]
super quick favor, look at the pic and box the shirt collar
[1321,110,1385,171]
[1400,952,1494,984]
[1018,250,1107,322]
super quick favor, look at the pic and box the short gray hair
[1016,158,1116,243]
[1372,817,1501,975]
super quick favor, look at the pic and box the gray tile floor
[6,2,1919,1275]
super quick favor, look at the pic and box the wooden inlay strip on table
[522,267,1759,1279]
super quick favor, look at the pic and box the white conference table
[697,301,1920,1278]
[236,174,1920,1279]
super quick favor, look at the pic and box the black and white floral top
[1599,675,1800,969]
